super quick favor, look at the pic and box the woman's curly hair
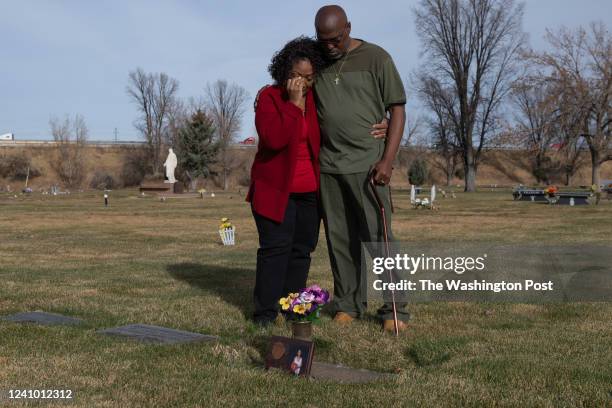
[268,36,327,86]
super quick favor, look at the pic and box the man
[314,5,409,332]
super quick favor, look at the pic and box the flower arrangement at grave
[544,185,558,197]
[218,217,235,245]
[279,285,330,322]
[416,197,429,208]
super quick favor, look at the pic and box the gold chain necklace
[332,47,353,85]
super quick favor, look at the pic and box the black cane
[369,175,399,336]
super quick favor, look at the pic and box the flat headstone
[139,182,172,193]
[310,361,394,384]
[98,324,218,344]
[2,311,84,326]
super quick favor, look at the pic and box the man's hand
[372,159,393,185]
[373,104,405,185]
[371,118,388,139]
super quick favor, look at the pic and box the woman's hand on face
[287,78,306,110]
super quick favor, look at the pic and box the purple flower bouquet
[279,285,330,322]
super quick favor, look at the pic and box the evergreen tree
[176,109,219,180]
[408,159,428,186]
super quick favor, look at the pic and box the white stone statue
[163,148,177,183]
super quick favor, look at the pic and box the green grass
[0,189,610,407]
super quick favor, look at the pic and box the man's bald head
[315,5,352,59]
[315,5,347,33]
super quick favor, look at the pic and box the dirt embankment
[1,143,610,191]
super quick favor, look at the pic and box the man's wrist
[379,156,394,166]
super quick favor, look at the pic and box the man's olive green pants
[320,171,410,322]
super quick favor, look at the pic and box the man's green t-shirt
[314,40,406,174]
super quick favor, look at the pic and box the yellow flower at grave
[279,297,291,311]
[293,304,307,314]
[219,217,233,230]
[293,302,312,315]
[288,292,299,299]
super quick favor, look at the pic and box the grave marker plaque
[98,324,218,344]
[2,311,84,326]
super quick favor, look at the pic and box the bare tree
[49,114,88,188]
[127,68,179,174]
[416,73,460,186]
[166,98,188,149]
[401,113,423,146]
[556,109,587,186]
[558,135,586,186]
[511,78,559,184]
[205,80,249,190]
[50,116,71,143]
[531,23,611,189]
[413,0,526,191]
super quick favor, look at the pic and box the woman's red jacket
[246,86,320,223]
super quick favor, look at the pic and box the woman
[247,37,326,325]
[290,350,303,375]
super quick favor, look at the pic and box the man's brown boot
[333,312,355,324]
[383,319,408,333]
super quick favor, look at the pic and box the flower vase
[219,226,235,245]
[291,320,312,341]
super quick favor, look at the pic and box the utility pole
[114,128,118,143]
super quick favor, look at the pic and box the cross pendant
[334,77,340,85]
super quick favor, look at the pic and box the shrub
[408,159,429,186]
[454,166,465,180]
[53,148,86,188]
[0,152,42,180]
[90,171,117,190]
[49,114,88,188]
[121,146,151,186]
[237,174,251,187]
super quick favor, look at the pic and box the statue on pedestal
[163,148,177,183]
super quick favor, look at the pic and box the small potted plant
[544,185,558,204]
[279,285,330,340]
[218,217,235,245]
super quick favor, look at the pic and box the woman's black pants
[252,192,319,323]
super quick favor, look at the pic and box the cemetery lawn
[0,189,610,407]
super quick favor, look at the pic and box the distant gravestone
[556,192,590,205]
[512,189,547,202]
[3,311,84,326]
[98,324,218,344]
[310,362,394,384]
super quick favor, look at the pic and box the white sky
[1,0,610,141]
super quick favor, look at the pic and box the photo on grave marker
[264,336,314,377]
